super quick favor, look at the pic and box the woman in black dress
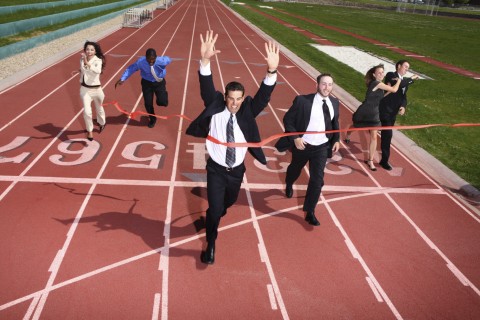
[344,64,400,171]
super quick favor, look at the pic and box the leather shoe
[148,119,156,128]
[305,211,320,226]
[379,161,393,171]
[201,243,215,264]
[285,183,293,198]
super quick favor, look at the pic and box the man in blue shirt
[115,48,172,128]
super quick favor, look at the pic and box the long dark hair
[364,64,383,87]
[84,41,106,72]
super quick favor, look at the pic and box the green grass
[0,0,62,5]
[0,0,151,47]
[226,0,480,189]
[305,0,480,15]
[0,0,123,24]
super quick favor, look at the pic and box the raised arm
[200,30,221,67]
[378,77,401,93]
[264,40,280,78]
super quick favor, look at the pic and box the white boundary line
[153,2,195,319]
[210,1,291,318]
[20,4,188,319]
[0,0,478,318]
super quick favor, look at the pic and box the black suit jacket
[379,71,415,121]
[274,94,340,157]
[186,71,275,165]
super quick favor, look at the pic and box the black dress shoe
[285,183,293,198]
[379,161,393,171]
[305,211,320,226]
[201,244,215,264]
[148,119,156,128]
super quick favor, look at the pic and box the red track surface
[1,1,479,319]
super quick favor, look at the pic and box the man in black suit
[186,31,279,265]
[379,60,419,170]
[275,74,340,226]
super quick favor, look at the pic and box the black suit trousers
[285,142,329,212]
[205,158,245,244]
[380,117,396,163]
[141,78,168,121]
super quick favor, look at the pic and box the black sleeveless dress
[352,80,383,128]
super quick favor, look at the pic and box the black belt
[81,82,101,88]
[304,141,329,148]
[207,158,243,172]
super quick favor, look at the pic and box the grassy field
[224,0,480,189]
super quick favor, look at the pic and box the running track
[1,0,479,319]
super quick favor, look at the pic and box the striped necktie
[225,113,235,168]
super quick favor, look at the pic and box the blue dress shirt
[120,56,172,82]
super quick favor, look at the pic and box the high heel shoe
[86,131,94,141]
[364,160,377,171]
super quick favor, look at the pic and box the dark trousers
[380,117,395,164]
[205,158,245,245]
[285,142,329,212]
[141,78,168,121]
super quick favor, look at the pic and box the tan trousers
[80,86,105,132]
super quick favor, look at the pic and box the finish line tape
[104,101,479,148]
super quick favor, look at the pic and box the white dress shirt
[199,61,276,167]
[303,93,333,146]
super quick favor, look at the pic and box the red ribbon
[104,101,479,148]
[104,101,193,122]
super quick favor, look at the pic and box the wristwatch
[267,69,277,74]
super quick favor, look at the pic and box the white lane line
[345,239,360,259]
[267,284,278,310]
[365,277,384,303]
[26,4,189,318]
[384,140,480,222]
[323,193,403,319]
[153,1,197,319]
[212,2,291,318]
[30,94,145,320]
[22,295,40,320]
[152,293,161,320]
[0,175,448,195]
[385,192,480,296]
[343,144,480,297]
[0,7,169,130]
[0,74,78,132]
[0,187,459,313]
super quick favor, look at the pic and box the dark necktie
[225,113,235,168]
[322,99,332,133]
